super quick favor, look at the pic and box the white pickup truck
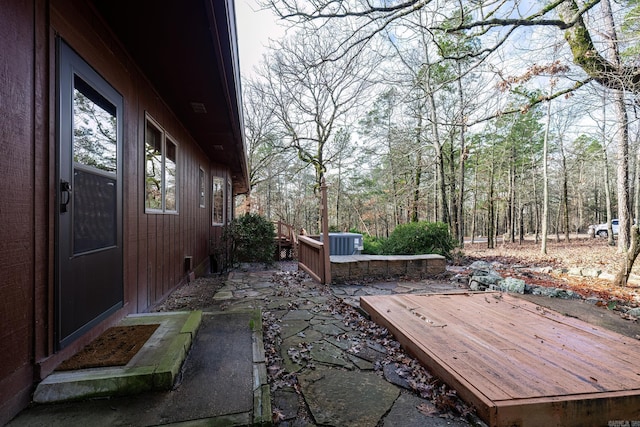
[589,219,618,238]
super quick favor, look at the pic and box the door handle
[60,180,72,213]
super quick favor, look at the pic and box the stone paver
[298,367,400,427]
[383,392,471,427]
[213,264,478,426]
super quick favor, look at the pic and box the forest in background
[237,0,640,267]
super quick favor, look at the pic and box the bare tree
[254,23,376,195]
[263,1,640,94]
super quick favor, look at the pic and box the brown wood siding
[48,0,217,350]
[0,0,236,422]
[0,1,37,422]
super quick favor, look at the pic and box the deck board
[360,292,640,426]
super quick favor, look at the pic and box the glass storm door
[56,40,123,348]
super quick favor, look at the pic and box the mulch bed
[56,324,160,371]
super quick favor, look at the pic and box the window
[212,176,224,225]
[145,115,178,213]
[199,168,205,208]
[72,76,119,252]
[227,179,233,223]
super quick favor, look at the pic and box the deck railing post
[321,177,331,284]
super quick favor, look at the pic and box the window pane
[73,76,117,172]
[199,168,205,208]
[212,177,224,224]
[165,139,177,211]
[73,169,117,253]
[227,180,232,223]
[145,122,162,210]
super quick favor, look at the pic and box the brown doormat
[56,324,160,371]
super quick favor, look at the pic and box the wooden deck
[360,292,640,427]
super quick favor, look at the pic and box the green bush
[381,221,456,259]
[362,233,384,255]
[224,213,276,265]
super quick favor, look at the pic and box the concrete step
[33,311,202,403]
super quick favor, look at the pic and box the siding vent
[190,102,207,113]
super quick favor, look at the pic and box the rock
[532,287,559,297]
[528,266,552,274]
[499,277,526,294]
[212,290,234,300]
[309,340,353,368]
[347,354,374,370]
[581,268,602,278]
[450,273,468,283]
[468,260,503,292]
[280,320,311,339]
[349,345,386,364]
[469,280,483,292]
[530,286,577,299]
[469,260,493,272]
[383,363,411,390]
[383,392,470,427]
[282,310,314,321]
[567,267,582,276]
[598,272,615,281]
[273,389,300,421]
[298,366,400,426]
[626,307,640,317]
[312,322,346,336]
[469,271,503,291]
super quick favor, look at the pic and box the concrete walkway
[8,309,269,426]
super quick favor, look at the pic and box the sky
[235,0,285,78]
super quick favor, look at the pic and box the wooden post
[321,177,331,284]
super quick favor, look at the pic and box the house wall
[0,1,41,422]
[0,0,236,423]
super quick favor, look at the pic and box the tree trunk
[532,153,540,243]
[488,163,495,249]
[635,140,640,223]
[456,62,467,247]
[411,108,424,223]
[604,148,615,246]
[614,226,640,286]
[632,130,640,224]
[470,154,478,244]
[555,200,561,243]
[599,0,631,253]
[412,153,422,222]
[425,78,448,225]
[508,153,516,243]
[541,89,551,254]
[449,137,459,239]
[614,90,631,252]
[561,141,570,242]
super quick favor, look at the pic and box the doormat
[56,323,160,371]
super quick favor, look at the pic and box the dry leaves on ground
[462,236,640,305]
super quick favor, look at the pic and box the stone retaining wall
[330,254,446,284]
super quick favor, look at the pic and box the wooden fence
[297,235,326,283]
[297,178,331,284]
[274,220,298,260]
